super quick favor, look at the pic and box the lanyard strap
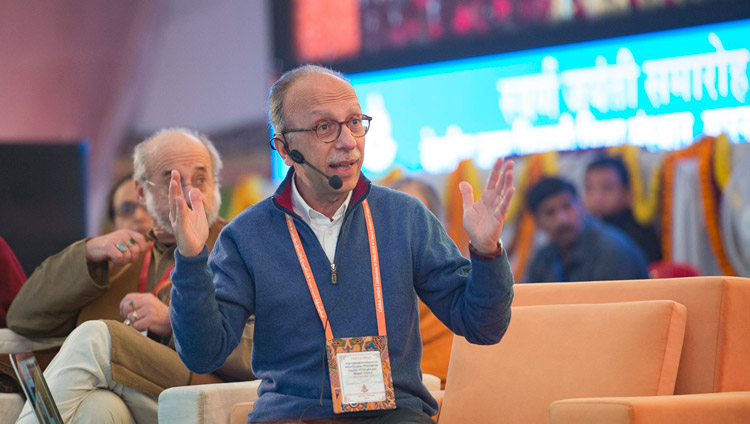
[137,242,176,296]
[285,199,386,341]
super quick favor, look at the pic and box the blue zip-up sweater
[170,170,514,422]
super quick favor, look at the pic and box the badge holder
[327,335,396,413]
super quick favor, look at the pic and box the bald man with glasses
[168,65,517,424]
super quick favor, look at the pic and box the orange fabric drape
[444,159,483,257]
[661,136,736,276]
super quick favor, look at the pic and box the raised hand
[119,292,172,337]
[84,229,149,267]
[459,157,515,255]
[169,170,209,258]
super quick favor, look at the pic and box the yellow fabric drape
[227,175,267,220]
[608,145,661,226]
[713,134,731,191]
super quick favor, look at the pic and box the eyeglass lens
[315,116,370,142]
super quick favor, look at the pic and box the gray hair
[132,127,223,185]
[132,127,223,230]
[268,65,348,135]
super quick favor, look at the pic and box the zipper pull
[330,263,338,285]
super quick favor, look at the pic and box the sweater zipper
[330,263,338,285]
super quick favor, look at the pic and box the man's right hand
[84,230,149,267]
[169,169,209,257]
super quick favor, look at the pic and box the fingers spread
[484,157,505,193]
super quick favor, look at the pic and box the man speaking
[168,65,516,423]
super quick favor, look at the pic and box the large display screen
[272,18,749,181]
[273,0,747,72]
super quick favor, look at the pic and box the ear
[273,136,295,167]
[134,179,147,206]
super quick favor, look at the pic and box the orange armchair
[436,300,687,424]
[513,276,750,424]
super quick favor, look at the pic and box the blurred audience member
[107,173,153,235]
[524,177,648,283]
[0,236,26,328]
[584,156,662,262]
[9,128,254,424]
[388,177,452,388]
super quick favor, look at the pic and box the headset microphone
[279,138,343,190]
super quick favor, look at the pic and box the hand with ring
[84,229,149,267]
[119,293,173,337]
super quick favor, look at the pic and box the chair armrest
[0,328,65,353]
[423,373,441,392]
[231,402,255,424]
[158,380,261,424]
[0,393,24,424]
[550,392,750,424]
[430,390,444,422]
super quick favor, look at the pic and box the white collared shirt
[291,178,352,263]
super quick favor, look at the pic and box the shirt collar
[291,177,352,225]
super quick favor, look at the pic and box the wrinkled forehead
[284,73,361,123]
[147,132,212,179]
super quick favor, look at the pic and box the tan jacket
[7,219,255,396]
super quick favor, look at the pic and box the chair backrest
[438,300,686,424]
[513,276,750,394]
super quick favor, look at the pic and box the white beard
[144,186,221,235]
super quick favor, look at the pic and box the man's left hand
[119,292,173,338]
[459,157,515,255]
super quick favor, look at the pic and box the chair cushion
[513,276,750,394]
[549,392,750,424]
[438,300,686,424]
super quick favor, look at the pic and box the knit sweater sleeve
[405,195,515,345]
[170,227,254,374]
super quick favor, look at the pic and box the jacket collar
[273,167,370,216]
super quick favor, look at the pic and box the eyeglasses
[115,201,146,218]
[282,114,372,143]
[144,174,212,193]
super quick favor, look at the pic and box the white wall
[132,0,271,134]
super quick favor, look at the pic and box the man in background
[387,177,453,389]
[106,173,153,235]
[583,156,662,263]
[524,177,648,283]
[10,128,254,424]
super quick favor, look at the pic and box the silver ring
[132,310,139,321]
[115,241,128,252]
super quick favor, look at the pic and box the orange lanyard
[137,242,175,296]
[285,199,386,340]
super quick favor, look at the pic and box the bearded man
[8,128,254,424]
